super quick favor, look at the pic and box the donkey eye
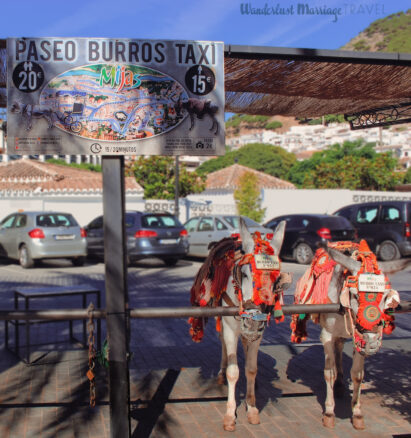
[242,270,251,280]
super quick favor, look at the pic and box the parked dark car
[334,200,411,261]
[85,211,189,266]
[264,214,355,264]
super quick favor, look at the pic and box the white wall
[0,194,143,226]
[187,189,411,223]
[1,189,410,226]
[262,189,411,221]
[262,189,351,219]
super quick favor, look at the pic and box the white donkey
[291,240,401,430]
[189,218,288,431]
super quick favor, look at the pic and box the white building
[226,122,411,160]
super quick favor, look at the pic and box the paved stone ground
[0,258,409,437]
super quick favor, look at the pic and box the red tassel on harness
[273,295,284,323]
[188,317,204,343]
[216,316,222,332]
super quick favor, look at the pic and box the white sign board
[7,37,225,156]
[358,274,386,293]
[254,254,280,271]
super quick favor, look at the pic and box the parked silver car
[184,215,273,257]
[0,211,87,268]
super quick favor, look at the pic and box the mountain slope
[341,9,411,52]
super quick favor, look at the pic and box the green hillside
[341,9,411,52]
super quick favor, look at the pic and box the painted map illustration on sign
[39,64,189,140]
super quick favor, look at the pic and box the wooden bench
[5,284,101,364]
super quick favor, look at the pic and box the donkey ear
[239,217,254,254]
[270,220,286,256]
[326,247,362,274]
[380,257,411,275]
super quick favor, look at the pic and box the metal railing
[0,300,410,321]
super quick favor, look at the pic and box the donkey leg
[210,116,219,135]
[241,336,262,425]
[24,114,32,131]
[321,331,337,428]
[351,350,366,430]
[189,113,195,130]
[45,114,54,129]
[217,327,227,385]
[334,337,345,398]
[222,322,240,431]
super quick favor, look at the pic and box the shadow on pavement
[0,349,109,437]
[286,343,411,424]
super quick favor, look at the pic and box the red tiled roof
[295,150,316,160]
[206,164,295,190]
[0,159,143,193]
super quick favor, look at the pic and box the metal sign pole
[102,156,131,438]
[174,155,180,220]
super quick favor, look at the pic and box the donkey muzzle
[356,330,382,356]
[240,308,267,342]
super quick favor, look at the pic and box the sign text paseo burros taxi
[7,38,225,156]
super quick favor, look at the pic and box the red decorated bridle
[340,241,395,355]
[231,232,284,325]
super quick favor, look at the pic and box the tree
[196,143,296,180]
[126,156,205,199]
[287,139,402,190]
[234,171,266,222]
[404,167,411,184]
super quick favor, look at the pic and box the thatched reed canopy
[224,45,411,117]
[1,40,410,117]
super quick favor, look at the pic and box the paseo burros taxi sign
[7,38,225,156]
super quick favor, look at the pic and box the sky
[0,0,409,49]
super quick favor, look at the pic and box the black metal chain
[87,302,96,407]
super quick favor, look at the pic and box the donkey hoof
[223,415,236,432]
[322,413,335,428]
[352,415,365,430]
[247,407,260,425]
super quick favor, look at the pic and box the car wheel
[163,258,178,267]
[293,243,314,264]
[19,245,34,269]
[378,240,400,261]
[72,256,85,267]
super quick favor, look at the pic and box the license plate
[160,239,177,245]
[55,234,75,240]
[358,274,385,292]
[254,254,280,270]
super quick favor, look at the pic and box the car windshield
[36,214,77,227]
[142,214,181,228]
[223,216,260,228]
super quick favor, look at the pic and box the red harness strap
[343,241,396,337]
[235,232,283,322]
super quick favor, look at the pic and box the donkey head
[237,218,286,307]
[10,101,23,114]
[175,97,189,115]
[326,240,400,355]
